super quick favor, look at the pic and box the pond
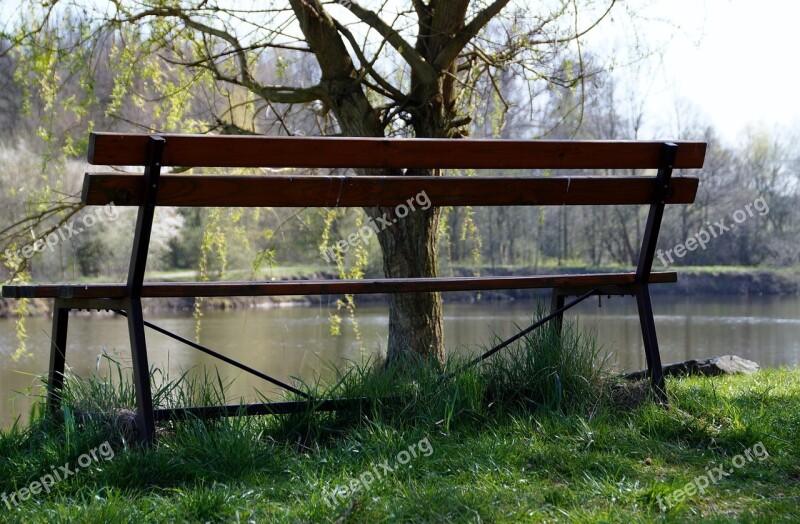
[2,294,799,428]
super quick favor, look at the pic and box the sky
[618,0,800,144]
[1,0,798,145]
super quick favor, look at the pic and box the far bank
[2,266,798,317]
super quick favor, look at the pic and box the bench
[2,133,706,444]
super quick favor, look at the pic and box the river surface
[2,294,799,428]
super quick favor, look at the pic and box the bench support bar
[46,301,70,417]
[43,297,318,443]
[633,143,676,402]
[153,397,372,421]
[126,297,156,445]
[636,285,665,401]
[114,310,310,399]
[549,143,677,402]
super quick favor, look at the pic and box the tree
[3,0,619,365]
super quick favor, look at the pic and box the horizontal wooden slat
[88,133,707,169]
[1,272,677,299]
[82,174,699,207]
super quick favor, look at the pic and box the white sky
[621,0,800,144]
[2,0,797,144]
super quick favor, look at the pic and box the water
[2,294,798,428]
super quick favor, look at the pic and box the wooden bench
[2,133,706,444]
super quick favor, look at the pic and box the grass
[0,315,798,523]
[71,263,800,284]
[60,264,336,284]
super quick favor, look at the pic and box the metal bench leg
[550,289,565,338]
[47,300,70,416]
[126,297,156,445]
[632,143,675,404]
[636,285,666,403]
[122,135,163,446]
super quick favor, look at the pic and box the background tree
[1,0,622,365]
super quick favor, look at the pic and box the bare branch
[434,0,511,70]
[155,23,325,105]
[342,1,437,84]
[528,0,616,45]
[331,18,406,102]
[289,0,381,136]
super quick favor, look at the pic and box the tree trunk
[288,0,503,365]
[368,194,443,365]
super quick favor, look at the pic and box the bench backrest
[80,132,705,296]
[83,133,705,209]
[87,133,706,169]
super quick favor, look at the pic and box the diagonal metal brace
[115,310,309,399]
[442,287,599,382]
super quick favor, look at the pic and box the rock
[697,355,760,375]
[622,355,759,381]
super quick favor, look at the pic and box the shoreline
[2,266,797,318]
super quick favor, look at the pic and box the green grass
[55,264,335,284]
[0,317,798,523]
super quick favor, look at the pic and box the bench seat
[2,271,677,299]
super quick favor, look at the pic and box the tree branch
[289,0,380,136]
[342,1,437,85]
[434,0,511,71]
[331,17,406,102]
[528,0,616,45]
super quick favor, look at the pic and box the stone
[622,355,759,381]
[696,355,760,375]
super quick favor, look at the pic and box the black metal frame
[46,137,166,443]
[549,142,676,402]
[44,138,678,444]
[44,137,372,444]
